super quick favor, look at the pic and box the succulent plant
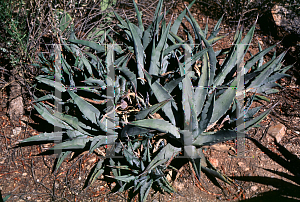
[19,0,290,201]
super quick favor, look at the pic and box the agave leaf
[170,0,195,35]
[36,76,66,92]
[280,64,293,74]
[61,56,73,75]
[208,15,223,41]
[132,0,144,32]
[237,104,277,133]
[68,39,106,53]
[83,159,104,188]
[34,103,71,129]
[149,20,172,76]
[141,144,181,175]
[127,21,145,82]
[2,194,11,202]
[53,151,72,173]
[108,174,136,183]
[107,35,123,54]
[199,41,216,87]
[52,111,92,135]
[121,125,150,138]
[185,28,195,49]
[193,130,237,147]
[67,90,101,125]
[163,43,183,56]
[89,135,117,153]
[249,51,287,89]
[261,73,290,86]
[114,11,128,29]
[19,132,64,144]
[244,44,276,72]
[250,82,281,94]
[135,99,171,120]
[201,166,231,184]
[182,71,194,128]
[245,106,262,120]
[157,170,175,193]
[66,130,86,139]
[130,119,180,139]
[80,55,94,77]
[49,138,89,150]
[143,69,177,125]
[153,0,164,31]
[179,48,209,74]
[163,76,184,94]
[123,143,140,167]
[213,45,237,87]
[209,86,236,125]
[207,35,226,45]
[81,78,106,88]
[33,94,62,103]
[185,10,217,85]
[198,92,215,134]
[117,66,137,92]
[189,95,199,138]
[195,53,209,116]
[140,179,153,202]
[59,12,72,32]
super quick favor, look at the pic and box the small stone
[22,173,28,176]
[209,158,219,168]
[237,162,245,167]
[12,127,22,137]
[251,185,258,192]
[268,123,286,143]
[166,170,172,181]
[210,144,230,151]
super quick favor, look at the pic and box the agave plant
[19,0,291,201]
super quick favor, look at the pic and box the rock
[251,185,258,192]
[271,4,300,35]
[209,158,219,168]
[210,144,231,151]
[166,170,172,181]
[12,127,22,137]
[268,123,286,143]
[8,72,24,122]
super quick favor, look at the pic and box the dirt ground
[0,2,300,202]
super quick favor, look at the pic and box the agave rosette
[19,0,290,201]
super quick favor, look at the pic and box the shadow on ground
[232,136,300,201]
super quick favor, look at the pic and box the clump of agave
[19,0,291,201]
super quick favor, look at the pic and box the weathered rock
[268,123,286,143]
[12,127,22,137]
[8,72,24,122]
[210,144,231,152]
[271,4,300,35]
[251,185,258,192]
